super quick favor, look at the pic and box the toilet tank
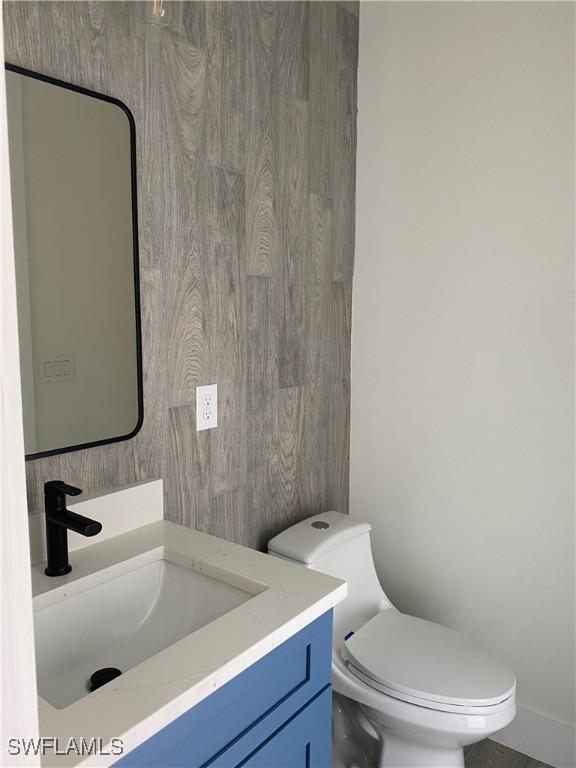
[268,512,393,647]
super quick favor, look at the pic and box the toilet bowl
[268,512,516,768]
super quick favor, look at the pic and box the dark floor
[465,740,552,768]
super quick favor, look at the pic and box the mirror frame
[6,63,144,461]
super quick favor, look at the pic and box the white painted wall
[352,2,574,762]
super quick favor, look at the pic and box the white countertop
[31,521,346,767]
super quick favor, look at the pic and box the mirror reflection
[6,66,142,459]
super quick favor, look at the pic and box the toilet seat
[342,610,516,713]
[344,662,515,715]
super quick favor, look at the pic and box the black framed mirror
[5,64,143,460]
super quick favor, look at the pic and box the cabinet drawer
[215,687,332,768]
[115,611,333,768]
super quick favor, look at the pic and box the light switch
[38,353,75,383]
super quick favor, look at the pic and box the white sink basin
[34,550,256,709]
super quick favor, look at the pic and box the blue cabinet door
[205,687,332,768]
[114,612,333,768]
[237,688,332,768]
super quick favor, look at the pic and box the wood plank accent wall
[4,0,358,550]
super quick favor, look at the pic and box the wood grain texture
[165,404,209,528]
[332,4,358,282]
[277,385,305,523]
[5,0,358,548]
[204,165,247,497]
[327,280,352,515]
[464,740,552,768]
[338,1,359,18]
[245,276,279,548]
[245,2,279,278]
[276,93,309,389]
[205,2,248,174]
[303,193,332,512]
[308,2,337,198]
[277,1,309,100]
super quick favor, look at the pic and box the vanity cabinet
[114,611,333,768]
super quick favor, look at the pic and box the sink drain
[89,667,122,692]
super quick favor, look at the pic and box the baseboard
[493,705,575,768]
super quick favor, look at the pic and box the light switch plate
[196,384,217,431]
[38,353,75,383]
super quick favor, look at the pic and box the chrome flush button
[311,521,330,530]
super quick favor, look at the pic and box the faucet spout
[46,509,102,537]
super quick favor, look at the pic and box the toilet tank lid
[267,511,371,564]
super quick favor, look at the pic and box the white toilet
[268,511,516,768]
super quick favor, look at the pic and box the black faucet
[44,481,102,577]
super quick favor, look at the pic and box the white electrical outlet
[196,384,218,431]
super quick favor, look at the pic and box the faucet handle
[44,480,83,498]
